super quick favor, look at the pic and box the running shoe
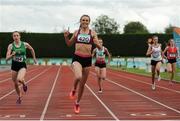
[69,90,76,99]
[74,102,80,114]
[16,97,22,104]
[23,84,28,92]
[152,83,156,90]
[157,75,161,81]
[98,89,103,93]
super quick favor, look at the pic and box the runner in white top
[146,36,162,90]
[92,37,111,93]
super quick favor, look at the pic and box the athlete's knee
[167,69,172,73]
[156,67,160,72]
[79,81,86,88]
[12,78,16,82]
[16,77,23,82]
[101,76,106,80]
[152,71,155,75]
[75,76,82,82]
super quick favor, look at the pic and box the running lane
[43,66,115,120]
[0,66,59,120]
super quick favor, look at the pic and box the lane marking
[69,67,119,120]
[0,114,26,118]
[66,114,72,117]
[0,67,51,101]
[0,67,42,84]
[105,77,180,114]
[130,113,167,117]
[65,114,96,117]
[40,66,61,121]
[107,70,180,94]
[19,115,26,118]
[86,84,119,121]
[0,72,11,77]
[0,78,11,83]
[0,66,36,77]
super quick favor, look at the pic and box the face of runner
[12,32,21,42]
[169,39,175,46]
[99,39,103,46]
[153,36,158,44]
[80,16,90,29]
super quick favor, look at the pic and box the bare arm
[162,46,168,59]
[105,47,111,64]
[6,44,15,61]
[25,42,37,64]
[177,47,180,58]
[92,31,102,50]
[64,30,76,47]
[92,48,96,57]
[146,45,153,56]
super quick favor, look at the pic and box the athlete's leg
[17,68,27,92]
[167,63,172,73]
[171,63,176,82]
[167,63,173,83]
[70,62,82,99]
[12,70,22,104]
[99,67,106,92]
[12,71,20,96]
[74,67,90,114]
[151,65,156,90]
[156,62,162,81]
[76,67,90,103]
[95,67,101,91]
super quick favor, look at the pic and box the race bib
[152,52,160,58]
[77,34,91,43]
[98,51,104,57]
[169,53,176,57]
[14,56,23,62]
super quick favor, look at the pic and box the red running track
[0,65,180,120]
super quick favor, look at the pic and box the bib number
[152,52,160,58]
[77,34,90,43]
[14,56,23,62]
[169,54,176,58]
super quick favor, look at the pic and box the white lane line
[68,67,119,120]
[85,84,119,121]
[107,70,180,94]
[0,78,11,83]
[0,67,42,84]
[0,67,51,101]
[0,66,36,77]
[0,72,11,77]
[40,66,61,121]
[105,77,180,114]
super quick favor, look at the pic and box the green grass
[109,66,180,83]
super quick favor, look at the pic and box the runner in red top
[163,39,179,84]
[64,15,102,114]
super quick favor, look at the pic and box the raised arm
[146,45,153,56]
[6,44,15,61]
[25,42,37,64]
[64,30,76,47]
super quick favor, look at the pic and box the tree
[164,24,173,34]
[92,15,120,34]
[123,21,149,34]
